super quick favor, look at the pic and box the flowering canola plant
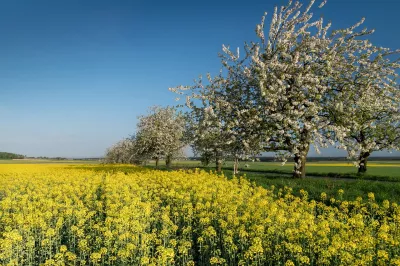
[0,164,400,265]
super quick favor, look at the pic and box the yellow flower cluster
[0,164,400,265]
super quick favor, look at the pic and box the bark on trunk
[233,157,239,175]
[215,151,222,173]
[155,157,159,168]
[293,145,310,178]
[358,151,370,174]
[165,154,172,168]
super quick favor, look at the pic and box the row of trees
[106,0,399,178]
[105,106,186,168]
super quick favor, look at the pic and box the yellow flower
[90,252,102,263]
[285,260,295,266]
[377,250,389,261]
[299,255,310,265]
[210,257,226,265]
[59,245,68,253]
[368,192,375,201]
[320,192,327,201]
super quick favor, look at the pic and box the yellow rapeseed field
[0,164,400,265]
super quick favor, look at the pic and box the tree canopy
[170,0,400,177]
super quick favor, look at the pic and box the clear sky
[1,0,399,158]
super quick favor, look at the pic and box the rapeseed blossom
[0,164,399,265]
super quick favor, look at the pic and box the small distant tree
[331,45,400,173]
[172,64,265,174]
[219,46,267,174]
[104,138,136,164]
[135,106,186,168]
[185,98,229,172]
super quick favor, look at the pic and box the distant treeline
[0,152,25,159]
[25,156,68,160]
[188,157,400,162]
[72,158,102,161]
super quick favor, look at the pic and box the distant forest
[0,152,25,159]
[187,156,400,162]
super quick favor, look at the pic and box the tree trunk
[215,151,222,173]
[165,154,172,168]
[358,151,370,174]
[155,157,159,168]
[233,156,239,175]
[293,144,310,178]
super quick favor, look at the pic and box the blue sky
[1,0,399,158]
